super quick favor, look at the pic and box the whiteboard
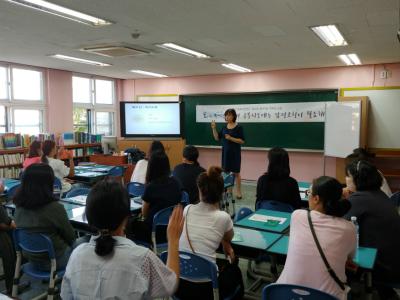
[324,101,361,158]
[343,88,400,149]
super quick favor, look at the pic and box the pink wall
[121,63,400,182]
[46,69,73,133]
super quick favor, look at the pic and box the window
[0,65,45,134]
[72,76,115,135]
[13,109,43,135]
[12,68,43,101]
[0,67,7,99]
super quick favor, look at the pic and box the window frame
[72,74,116,135]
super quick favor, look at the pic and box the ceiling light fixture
[50,54,111,66]
[5,0,113,26]
[338,54,361,65]
[130,70,168,78]
[221,63,252,73]
[156,43,210,58]
[310,25,348,47]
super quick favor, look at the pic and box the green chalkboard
[183,90,338,150]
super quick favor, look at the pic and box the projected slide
[124,103,181,135]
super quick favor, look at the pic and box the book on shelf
[74,132,102,144]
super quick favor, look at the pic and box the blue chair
[256,200,294,213]
[12,228,66,300]
[262,283,339,300]
[107,166,126,184]
[390,191,400,207]
[65,187,90,198]
[160,251,219,300]
[6,183,20,201]
[152,206,175,255]
[222,173,236,216]
[127,182,145,197]
[234,207,253,222]
[181,191,189,207]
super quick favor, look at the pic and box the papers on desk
[248,214,287,225]
[76,172,103,177]
[69,195,87,205]
[71,206,86,218]
[232,231,243,242]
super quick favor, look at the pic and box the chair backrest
[152,206,175,232]
[13,228,56,259]
[65,187,91,198]
[181,191,189,206]
[160,251,219,289]
[53,177,62,190]
[108,166,125,177]
[127,182,145,197]
[234,207,253,222]
[223,172,235,188]
[256,200,294,213]
[262,283,339,300]
[390,191,400,207]
[6,183,20,200]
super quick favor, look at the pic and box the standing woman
[211,109,245,199]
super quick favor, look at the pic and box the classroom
[0,1,400,299]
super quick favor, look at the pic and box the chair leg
[12,251,22,297]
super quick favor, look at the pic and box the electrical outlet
[380,70,388,79]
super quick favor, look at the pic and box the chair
[53,177,62,197]
[160,251,220,300]
[6,183,20,201]
[222,173,236,216]
[107,166,126,184]
[233,207,253,222]
[65,187,90,198]
[12,229,66,300]
[262,283,339,300]
[152,206,175,255]
[127,182,145,198]
[390,191,400,207]
[256,200,294,213]
[181,191,189,207]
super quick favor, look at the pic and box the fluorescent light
[50,54,111,66]
[310,25,348,47]
[221,63,252,73]
[156,43,210,58]
[338,54,362,65]
[130,70,168,78]
[5,0,113,26]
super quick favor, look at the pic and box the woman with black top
[256,147,302,209]
[211,109,245,199]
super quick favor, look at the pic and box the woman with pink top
[22,141,42,169]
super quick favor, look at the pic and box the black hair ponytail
[94,231,116,257]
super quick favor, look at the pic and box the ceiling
[0,0,399,79]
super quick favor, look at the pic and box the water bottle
[351,216,359,259]
[127,154,132,164]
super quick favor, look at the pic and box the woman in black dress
[211,109,245,199]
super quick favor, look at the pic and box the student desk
[298,181,310,202]
[234,209,291,233]
[72,164,113,184]
[267,235,377,300]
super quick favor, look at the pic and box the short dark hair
[28,141,42,158]
[41,140,56,164]
[197,166,224,204]
[346,160,382,191]
[86,180,130,257]
[183,145,199,164]
[266,147,290,179]
[146,140,165,159]
[345,148,375,165]
[311,176,350,217]
[14,163,56,209]
[224,109,237,122]
[146,151,171,183]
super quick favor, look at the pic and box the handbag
[307,210,346,291]
[183,205,244,299]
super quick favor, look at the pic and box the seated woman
[256,147,302,209]
[177,166,236,298]
[41,140,75,194]
[0,182,16,295]
[173,145,205,204]
[22,140,42,169]
[129,151,181,243]
[277,176,356,300]
[344,160,400,299]
[130,140,165,184]
[14,163,76,270]
[61,180,183,299]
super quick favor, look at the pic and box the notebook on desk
[68,195,87,205]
